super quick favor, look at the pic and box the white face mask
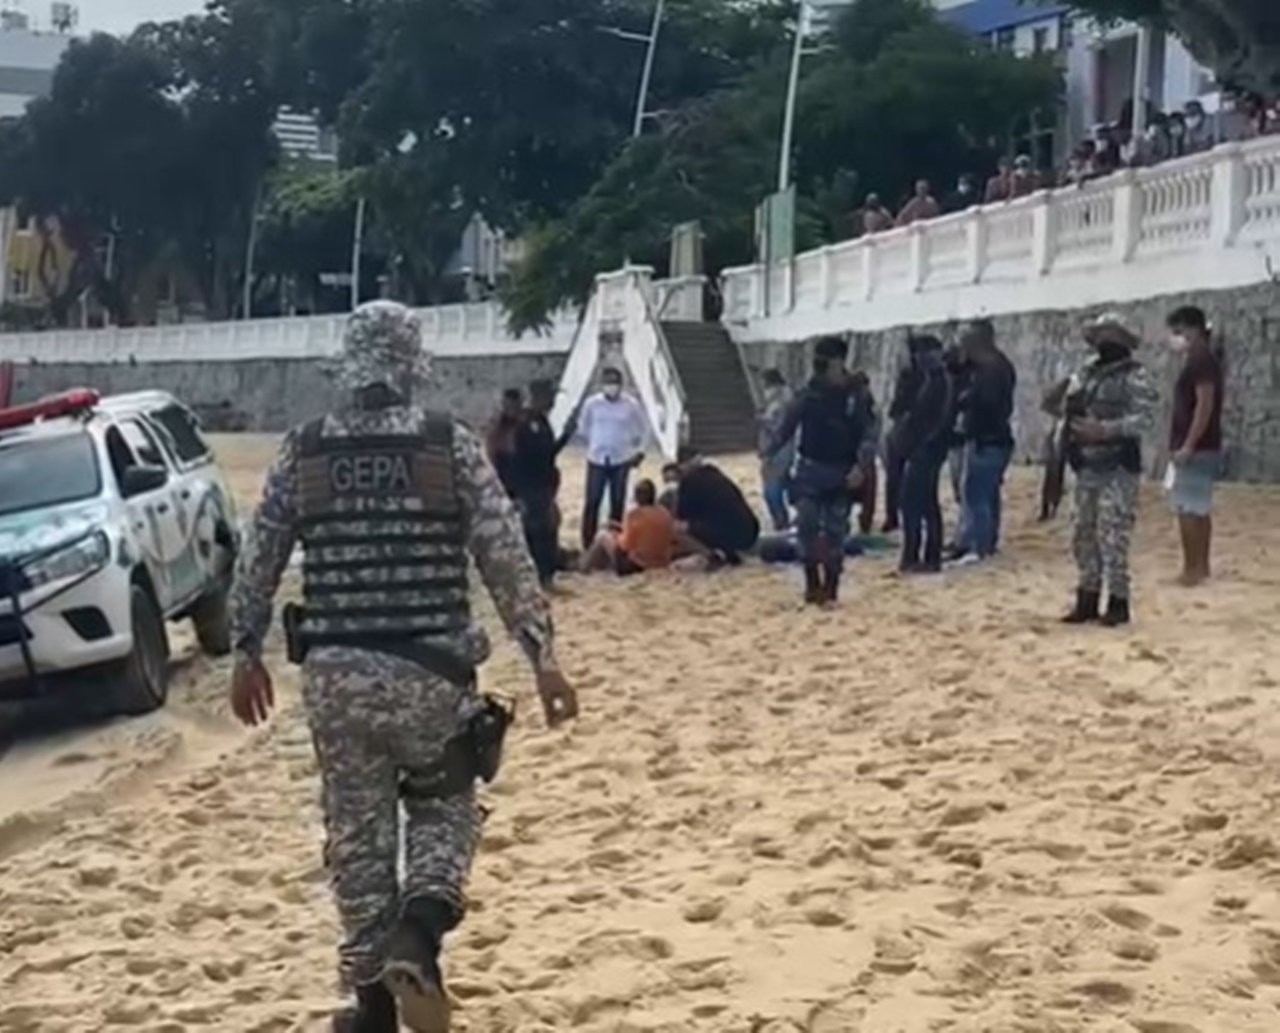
[603,384,621,400]
[1169,333,1189,353]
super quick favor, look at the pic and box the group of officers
[223,297,1179,1031]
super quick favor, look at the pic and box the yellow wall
[1,207,76,306]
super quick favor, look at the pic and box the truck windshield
[0,433,102,517]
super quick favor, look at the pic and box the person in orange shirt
[580,479,678,576]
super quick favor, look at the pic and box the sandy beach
[3,435,1280,1032]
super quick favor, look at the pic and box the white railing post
[862,241,876,301]
[1210,143,1247,246]
[966,208,988,283]
[485,302,497,340]
[1112,169,1142,264]
[819,245,833,308]
[1030,191,1054,275]
[909,228,927,291]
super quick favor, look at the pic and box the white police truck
[0,389,238,715]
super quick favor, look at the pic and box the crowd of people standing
[858,92,1280,240]
[485,300,1224,625]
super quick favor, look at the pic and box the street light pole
[350,195,366,311]
[633,0,665,137]
[777,1,808,193]
[242,182,262,320]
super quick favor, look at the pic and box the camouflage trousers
[1072,469,1139,599]
[794,491,853,567]
[302,646,483,989]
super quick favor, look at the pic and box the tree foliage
[503,0,1061,330]
[1067,0,1279,96]
[0,12,280,325]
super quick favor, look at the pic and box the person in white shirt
[575,367,647,548]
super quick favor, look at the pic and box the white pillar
[965,209,988,283]
[1112,169,1142,263]
[909,228,927,291]
[1030,192,1054,275]
[862,241,876,301]
[1209,144,1248,246]
[1131,25,1151,139]
[819,245,833,307]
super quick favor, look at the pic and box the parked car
[0,389,239,715]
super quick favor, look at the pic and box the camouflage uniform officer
[228,301,579,1033]
[1061,313,1158,627]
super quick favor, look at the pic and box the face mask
[1186,115,1202,129]
[1170,333,1189,353]
[603,384,621,400]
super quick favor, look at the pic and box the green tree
[503,0,1061,330]
[134,9,281,319]
[1067,0,1278,96]
[253,165,379,315]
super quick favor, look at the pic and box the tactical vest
[295,412,471,649]
[1065,359,1142,474]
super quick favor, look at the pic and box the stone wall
[738,281,1280,482]
[9,354,569,433]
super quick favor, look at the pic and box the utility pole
[778,1,810,193]
[242,182,263,320]
[350,195,366,310]
[633,0,665,137]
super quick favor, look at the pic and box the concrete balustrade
[722,136,1280,343]
[0,301,579,364]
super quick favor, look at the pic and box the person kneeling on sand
[672,448,761,566]
[581,479,679,575]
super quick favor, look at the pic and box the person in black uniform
[767,336,875,606]
[512,379,571,587]
[673,450,760,565]
[896,335,955,573]
[882,340,924,534]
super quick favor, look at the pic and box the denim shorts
[1167,452,1220,517]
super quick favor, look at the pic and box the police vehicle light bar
[0,388,100,431]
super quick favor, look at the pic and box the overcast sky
[83,0,204,35]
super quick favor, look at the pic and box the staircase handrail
[549,290,602,438]
[625,270,688,460]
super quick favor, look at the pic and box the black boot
[1062,589,1101,624]
[803,563,823,606]
[382,897,454,1033]
[332,983,397,1033]
[1100,595,1131,627]
[822,562,842,606]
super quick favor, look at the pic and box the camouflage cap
[326,301,432,390]
[1084,311,1139,348]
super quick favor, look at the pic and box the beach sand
[3,436,1280,1032]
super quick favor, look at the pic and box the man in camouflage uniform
[228,301,579,1033]
[1061,313,1158,627]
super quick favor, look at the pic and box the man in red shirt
[1165,305,1224,586]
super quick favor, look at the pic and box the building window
[9,268,31,299]
[996,28,1016,52]
[1060,16,1074,51]
[1033,27,1050,54]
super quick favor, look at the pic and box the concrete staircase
[660,322,757,456]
